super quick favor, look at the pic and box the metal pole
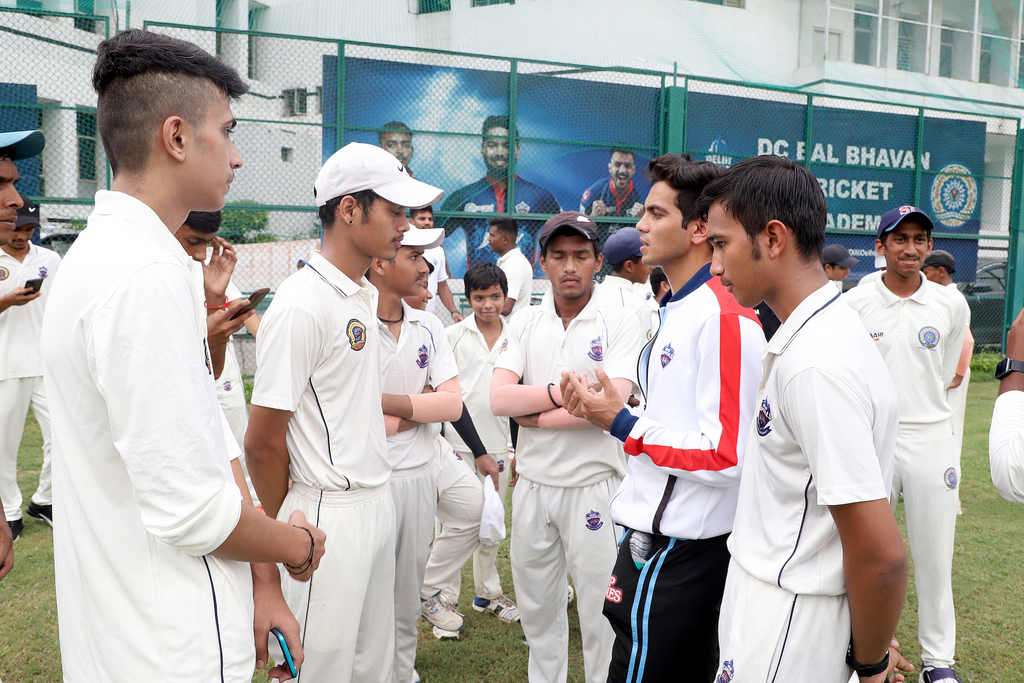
[507,59,518,215]
[335,42,345,153]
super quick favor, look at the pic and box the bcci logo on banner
[930,163,978,228]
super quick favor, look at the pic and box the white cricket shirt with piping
[496,246,533,316]
[252,252,392,490]
[444,313,511,455]
[0,242,61,380]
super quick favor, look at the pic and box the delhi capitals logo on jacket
[660,342,675,368]
[38,266,48,278]
[416,344,430,369]
[585,510,604,531]
[756,398,772,437]
[588,336,603,362]
[716,660,735,683]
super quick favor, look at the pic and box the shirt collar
[540,285,602,321]
[872,270,929,307]
[0,242,36,262]
[92,190,190,268]
[667,263,713,304]
[603,275,632,292]
[402,299,426,324]
[497,247,522,264]
[461,311,507,336]
[305,252,366,297]
[766,282,842,357]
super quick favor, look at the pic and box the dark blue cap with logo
[602,227,643,265]
[877,205,934,241]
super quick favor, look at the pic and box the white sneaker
[473,595,520,623]
[431,625,460,641]
[411,668,420,683]
[421,591,463,632]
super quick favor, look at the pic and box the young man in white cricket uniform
[700,155,911,683]
[410,206,463,321]
[989,304,1024,501]
[0,129,43,577]
[488,216,533,316]
[421,262,519,624]
[562,157,765,682]
[598,226,659,341]
[175,210,262,502]
[367,225,462,683]
[822,243,859,294]
[0,196,60,538]
[491,211,642,683]
[845,206,968,683]
[41,30,325,682]
[246,142,442,682]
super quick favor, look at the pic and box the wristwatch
[995,357,1024,380]
[846,643,889,678]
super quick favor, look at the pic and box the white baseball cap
[401,225,444,249]
[314,142,443,209]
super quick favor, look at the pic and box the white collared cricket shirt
[496,289,642,487]
[598,274,658,342]
[424,245,447,315]
[729,283,899,596]
[496,247,533,316]
[844,272,967,433]
[0,242,61,380]
[252,252,392,490]
[608,265,765,539]
[445,314,511,455]
[379,301,460,470]
[41,191,253,682]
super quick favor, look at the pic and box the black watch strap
[996,358,1024,380]
[846,643,890,678]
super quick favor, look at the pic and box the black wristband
[846,643,889,678]
[546,382,560,408]
[284,525,315,575]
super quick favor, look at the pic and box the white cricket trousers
[891,425,959,668]
[0,376,52,521]
[389,459,439,683]
[276,481,396,683]
[216,350,259,505]
[511,476,619,683]
[420,445,485,602]
[716,558,853,682]
[947,367,970,511]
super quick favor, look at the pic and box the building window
[853,12,877,66]
[74,0,96,32]
[281,147,293,162]
[418,0,451,13]
[248,2,266,80]
[283,89,307,116]
[813,27,843,61]
[315,85,323,114]
[77,111,97,183]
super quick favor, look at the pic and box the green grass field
[2,377,1022,682]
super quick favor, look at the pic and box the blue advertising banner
[323,56,660,276]
[687,92,985,281]
[0,83,40,197]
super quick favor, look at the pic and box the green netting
[0,7,1018,371]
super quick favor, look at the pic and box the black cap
[538,211,600,252]
[923,249,955,274]
[15,194,39,228]
[877,205,934,241]
[821,244,859,268]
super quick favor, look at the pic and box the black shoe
[8,518,22,542]
[26,501,52,527]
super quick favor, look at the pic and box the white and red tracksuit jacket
[608,263,766,539]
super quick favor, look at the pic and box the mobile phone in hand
[229,288,270,321]
[24,278,43,293]
[270,627,298,677]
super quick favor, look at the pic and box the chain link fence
[0,7,1018,373]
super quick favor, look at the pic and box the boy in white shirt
[488,216,533,316]
[700,155,910,683]
[491,211,642,683]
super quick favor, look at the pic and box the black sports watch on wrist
[846,643,890,678]
[995,357,1024,380]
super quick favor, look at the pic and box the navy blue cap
[877,205,934,241]
[602,227,643,265]
[0,130,44,161]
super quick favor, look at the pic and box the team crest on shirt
[416,344,430,368]
[223,381,232,391]
[454,452,463,461]
[585,510,604,531]
[346,319,367,351]
[0,267,8,281]
[944,467,958,489]
[499,338,508,353]
[660,342,675,368]
[588,336,604,362]
[756,398,772,437]
[716,660,735,683]
[497,458,505,473]
[38,266,47,278]
[918,326,940,349]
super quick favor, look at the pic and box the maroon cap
[538,211,600,252]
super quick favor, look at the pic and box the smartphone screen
[228,287,270,321]
[25,278,44,293]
